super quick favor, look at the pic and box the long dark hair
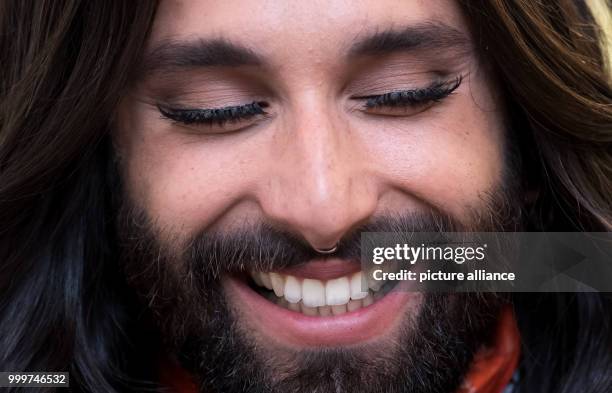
[0,1,158,392]
[0,1,611,392]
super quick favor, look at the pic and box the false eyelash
[362,76,463,109]
[158,101,269,125]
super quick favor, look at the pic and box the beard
[115,170,523,393]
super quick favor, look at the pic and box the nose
[258,95,379,250]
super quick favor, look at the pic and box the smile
[224,259,416,347]
[249,268,392,315]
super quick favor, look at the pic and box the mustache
[117,207,466,281]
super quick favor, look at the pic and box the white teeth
[269,272,285,297]
[284,275,302,303]
[350,272,368,300]
[259,272,273,290]
[248,269,388,312]
[302,278,326,307]
[325,277,351,306]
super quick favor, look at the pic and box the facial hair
[116,180,523,393]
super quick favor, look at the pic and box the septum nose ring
[313,244,338,255]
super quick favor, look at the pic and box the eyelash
[158,101,269,126]
[359,75,463,109]
[157,75,462,127]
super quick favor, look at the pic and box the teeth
[300,303,318,316]
[350,272,368,300]
[331,304,347,315]
[250,271,264,287]
[367,272,384,292]
[325,277,350,306]
[269,272,285,297]
[248,269,389,312]
[347,299,362,312]
[284,275,302,303]
[278,298,374,316]
[362,294,374,307]
[259,273,273,290]
[319,306,332,316]
[302,279,326,307]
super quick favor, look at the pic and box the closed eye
[157,101,269,133]
[354,75,463,116]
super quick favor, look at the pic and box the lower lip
[224,276,417,347]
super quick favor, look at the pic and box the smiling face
[114,0,519,392]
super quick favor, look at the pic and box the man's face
[115,0,515,392]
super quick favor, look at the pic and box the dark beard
[178,291,504,393]
[116,181,523,393]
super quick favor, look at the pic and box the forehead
[149,0,471,62]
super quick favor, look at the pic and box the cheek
[115,105,266,236]
[362,87,505,218]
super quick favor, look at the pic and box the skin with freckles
[114,0,510,391]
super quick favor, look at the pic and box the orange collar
[161,306,520,393]
[459,306,521,393]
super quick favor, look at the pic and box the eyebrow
[348,22,470,58]
[138,22,470,78]
[140,38,263,75]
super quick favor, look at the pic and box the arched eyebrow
[138,22,470,79]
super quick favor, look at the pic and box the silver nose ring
[313,244,338,254]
